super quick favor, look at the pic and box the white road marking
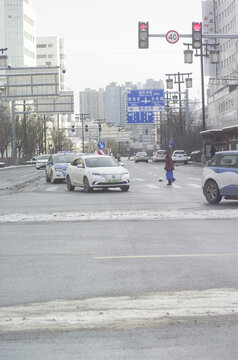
[188,183,201,188]
[95,253,238,260]
[172,184,183,189]
[131,178,145,182]
[146,184,159,189]
[0,288,237,333]
[0,209,237,223]
[188,177,201,181]
[46,186,58,191]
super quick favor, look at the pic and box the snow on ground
[0,288,237,333]
[0,209,238,223]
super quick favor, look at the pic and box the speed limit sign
[166,30,179,44]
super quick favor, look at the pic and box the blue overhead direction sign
[127,89,164,124]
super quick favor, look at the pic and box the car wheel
[204,180,222,204]
[121,186,129,192]
[83,177,92,192]
[50,171,56,184]
[184,161,188,165]
[46,171,50,183]
[66,175,75,191]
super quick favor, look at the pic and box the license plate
[108,179,119,183]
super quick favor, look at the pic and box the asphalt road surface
[0,160,238,359]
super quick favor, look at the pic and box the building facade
[0,0,36,67]
[203,0,238,129]
[36,36,66,91]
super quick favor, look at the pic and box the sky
[32,0,205,104]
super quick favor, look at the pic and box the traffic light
[138,22,149,49]
[145,128,148,135]
[99,124,102,132]
[71,125,75,132]
[85,124,88,132]
[192,22,202,49]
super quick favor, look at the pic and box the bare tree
[0,102,11,157]
[50,128,74,153]
[15,113,42,159]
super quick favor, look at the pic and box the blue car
[46,153,81,183]
[202,151,238,203]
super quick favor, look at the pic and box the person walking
[164,151,176,185]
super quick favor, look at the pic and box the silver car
[36,154,50,169]
[134,152,149,163]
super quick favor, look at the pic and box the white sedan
[172,150,190,164]
[66,155,130,192]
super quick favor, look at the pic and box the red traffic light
[193,22,201,31]
[140,23,148,30]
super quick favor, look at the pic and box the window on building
[48,44,53,48]
[37,44,47,48]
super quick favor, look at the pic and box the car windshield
[38,155,49,160]
[174,151,186,155]
[85,157,119,168]
[137,152,147,156]
[54,154,78,163]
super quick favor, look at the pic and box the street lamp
[184,49,193,64]
[165,72,192,135]
[183,35,220,131]
[166,78,173,89]
[185,77,193,88]
[209,49,220,64]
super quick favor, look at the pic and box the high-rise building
[0,0,36,67]
[36,37,66,90]
[203,0,238,128]
[79,88,105,120]
[105,82,121,126]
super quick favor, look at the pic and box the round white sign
[166,30,179,44]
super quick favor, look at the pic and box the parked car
[36,154,50,169]
[202,150,238,203]
[134,152,149,163]
[46,152,81,183]
[172,150,190,164]
[190,150,202,162]
[66,154,130,192]
[26,157,37,164]
[0,162,5,168]
[152,150,166,162]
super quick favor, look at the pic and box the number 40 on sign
[166,30,179,44]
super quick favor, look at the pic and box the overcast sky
[32,0,204,101]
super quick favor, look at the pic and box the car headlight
[89,172,103,176]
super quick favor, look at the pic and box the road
[0,160,238,359]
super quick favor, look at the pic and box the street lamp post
[75,113,90,153]
[165,72,192,135]
[183,42,220,131]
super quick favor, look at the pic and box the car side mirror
[120,162,124,166]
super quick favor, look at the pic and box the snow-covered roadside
[0,288,237,333]
[0,209,238,223]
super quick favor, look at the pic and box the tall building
[36,36,66,90]
[79,88,105,120]
[0,0,36,67]
[105,82,121,126]
[203,0,238,128]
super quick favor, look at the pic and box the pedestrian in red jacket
[164,152,176,185]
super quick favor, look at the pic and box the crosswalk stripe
[188,183,201,188]
[46,186,58,191]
